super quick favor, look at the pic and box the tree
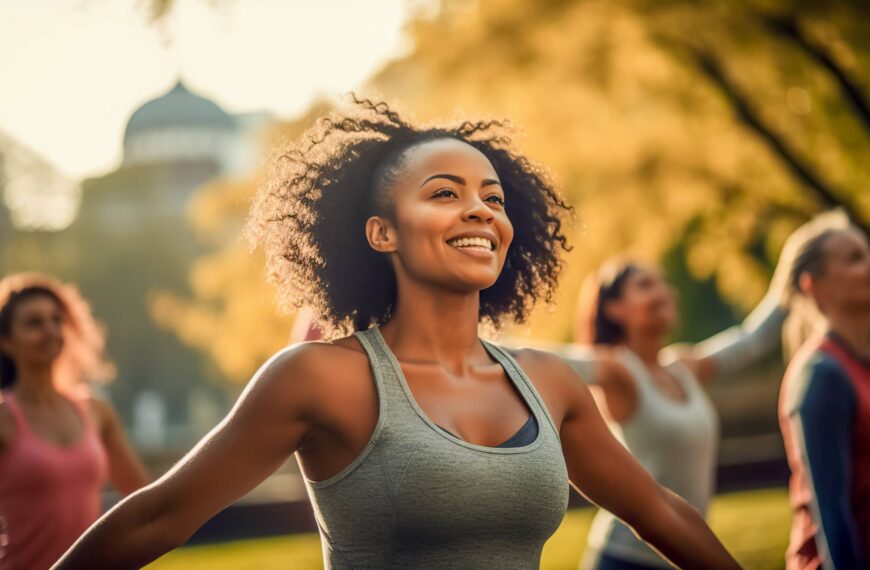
[161,0,870,380]
[369,0,870,340]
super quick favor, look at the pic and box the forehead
[824,229,869,258]
[11,294,62,317]
[626,264,665,284]
[400,138,498,182]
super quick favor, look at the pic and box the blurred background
[2,1,869,568]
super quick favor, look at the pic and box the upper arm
[132,344,320,543]
[791,358,863,568]
[89,397,150,495]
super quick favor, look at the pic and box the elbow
[632,488,703,547]
[145,492,195,553]
[124,487,192,560]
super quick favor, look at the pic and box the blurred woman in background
[0,273,148,570]
[779,216,870,570]
[554,224,808,570]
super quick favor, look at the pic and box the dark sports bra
[437,414,539,448]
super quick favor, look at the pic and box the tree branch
[687,47,870,236]
[765,15,870,136]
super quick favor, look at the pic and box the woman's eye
[485,195,505,206]
[433,188,457,199]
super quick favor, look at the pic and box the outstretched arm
[679,214,841,383]
[554,358,739,569]
[687,290,789,382]
[54,346,318,569]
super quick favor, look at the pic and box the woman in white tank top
[554,236,805,569]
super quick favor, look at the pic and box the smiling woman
[54,97,740,570]
[245,96,572,336]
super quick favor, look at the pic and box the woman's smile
[446,232,498,259]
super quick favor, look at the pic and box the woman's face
[0,294,65,369]
[372,138,514,293]
[813,229,870,313]
[607,265,678,337]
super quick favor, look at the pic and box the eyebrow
[420,174,502,188]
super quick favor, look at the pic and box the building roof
[124,81,236,143]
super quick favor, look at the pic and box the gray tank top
[301,326,569,569]
[583,349,719,568]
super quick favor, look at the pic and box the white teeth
[448,237,495,250]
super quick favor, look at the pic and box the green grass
[150,488,790,570]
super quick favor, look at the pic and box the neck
[622,329,665,366]
[826,310,870,359]
[378,275,486,375]
[12,363,59,405]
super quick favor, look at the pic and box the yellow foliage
[158,0,870,377]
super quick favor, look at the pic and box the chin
[447,268,500,290]
[469,274,502,292]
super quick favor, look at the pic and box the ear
[798,271,815,298]
[0,337,12,358]
[365,216,397,254]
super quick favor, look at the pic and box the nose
[47,319,63,340]
[462,196,494,224]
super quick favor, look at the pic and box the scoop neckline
[4,391,91,451]
[372,326,545,455]
[621,348,693,407]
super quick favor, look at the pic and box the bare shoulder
[507,345,578,378]
[243,336,373,413]
[83,395,114,432]
[585,345,633,388]
[501,345,586,425]
[279,335,369,386]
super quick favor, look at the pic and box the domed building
[122,81,239,169]
[67,81,271,446]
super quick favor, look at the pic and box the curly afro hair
[246,96,572,337]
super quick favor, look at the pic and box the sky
[0,0,411,180]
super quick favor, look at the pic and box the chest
[401,362,533,443]
[0,431,108,495]
[621,365,718,447]
[16,402,88,447]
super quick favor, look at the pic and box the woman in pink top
[0,273,148,570]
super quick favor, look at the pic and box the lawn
[150,488,791,570]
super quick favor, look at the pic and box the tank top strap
[62,394,97,434]
[480,340,561,440]
[1,392,30,436]
[665,359,703,400]
[615,348,657,399]
[353,327,417,421]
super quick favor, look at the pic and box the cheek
[498,215,514,254]
[16,325,61,348]
[632,292,657,312]
[394,205,452,265]
[853,261,870,280]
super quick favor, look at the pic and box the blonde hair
[782,210,852,360]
